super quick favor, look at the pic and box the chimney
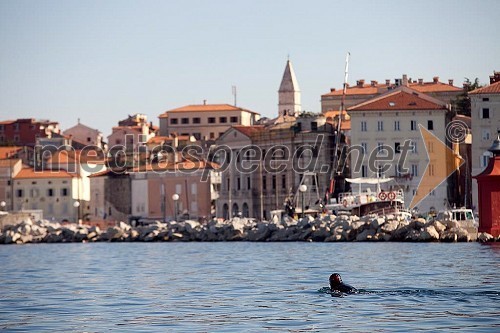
[402,74,408,86]
[356,79,365,87]
[370,80,378,87]
[385,79,390,85]
[330,88,336,92]
[433,76,439,83]
[203,99,207,105]
[395,78,402,86]
[418,78,423,85]
[448,79,454,86]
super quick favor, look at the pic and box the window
[47,188,54,197]
[115,139,121,145]
[377,121,384,131]
[0,124,4,131]
[377,142,384,153]
[482,129,490,141]
[410,120,417,131]
[361,142,367,154]
[138,134,147,143]
[209,132,215,139]
[13,123,19,131]
[361,121,367,132]
[427,120,434,130]
[482,152,492,168]
[208,117,216,124]
[311,122,318,131]
[181,118,189,124]
[272,175,276,190]
[61,188,69,196]
[396,164,403,177]
[394,121,400,131]
[410,140,417,153]
[395,142,401,153]
[482,108,490,119]
[30,189,39,198]
[14,135,20,143]
[193,117,201,124]
[16,189,23,197]
[230,116,238,123]
[170,118,178,125]
[237,177,241,190]
[262,176,266,190]
[282,174,286,189]
[361,165,367,177]
[428,164,435,176]
[247,177,251,190]
[411,164,418,177]
[219,117,227,123]
[482,97,489,102]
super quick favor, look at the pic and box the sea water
[0,242,499,332]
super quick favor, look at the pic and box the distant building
[321,75,463,113]
[158,103,260,140]
[0,158,23,211]
[470,71,500,209]
[130,159,220,222]
[107,114,157,152]
[0,118,60,147]
[63,120,105,149]
[88,168,131,223]
[11,167,82,222]
[347,86,452,213]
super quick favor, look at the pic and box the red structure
[0,118,60,147]
[473,134,500,237]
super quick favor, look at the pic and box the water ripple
[0,242,499,332]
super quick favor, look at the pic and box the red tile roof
[0,146,23,159]
[14,167,77,179]
[322,80,461,97]
[409,82,462,93]
[159,104,258,117]
[232,125,266,137]
[348,88,448,111]
[469,81,500,95]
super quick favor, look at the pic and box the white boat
[326,177,407,217]
[437,207,478,228]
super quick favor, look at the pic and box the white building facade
[348,87,451,213]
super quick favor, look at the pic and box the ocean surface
[0,242,499,332]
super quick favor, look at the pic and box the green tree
[453,77,482,117]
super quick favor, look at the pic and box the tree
[453,77,482,117]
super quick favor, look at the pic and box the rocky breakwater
[1,214,496,244]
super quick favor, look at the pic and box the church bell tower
[278,60,301,118]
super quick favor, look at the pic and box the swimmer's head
[329,273,342,287]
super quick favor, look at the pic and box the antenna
[232,85,237,106]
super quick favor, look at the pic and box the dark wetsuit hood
[329,273,357,294]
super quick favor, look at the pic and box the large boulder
[356,228,376,241]
[478,232,494,242]
[419,225,440,241]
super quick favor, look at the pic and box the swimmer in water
[329,273,358,294]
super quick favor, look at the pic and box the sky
[1,0,499,138]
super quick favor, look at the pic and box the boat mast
[329,52,350,194]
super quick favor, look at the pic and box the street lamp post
[172,193,179,221]
[299,184,307,218]
[73,201,80,224]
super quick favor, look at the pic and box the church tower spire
[278,59,301,117]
